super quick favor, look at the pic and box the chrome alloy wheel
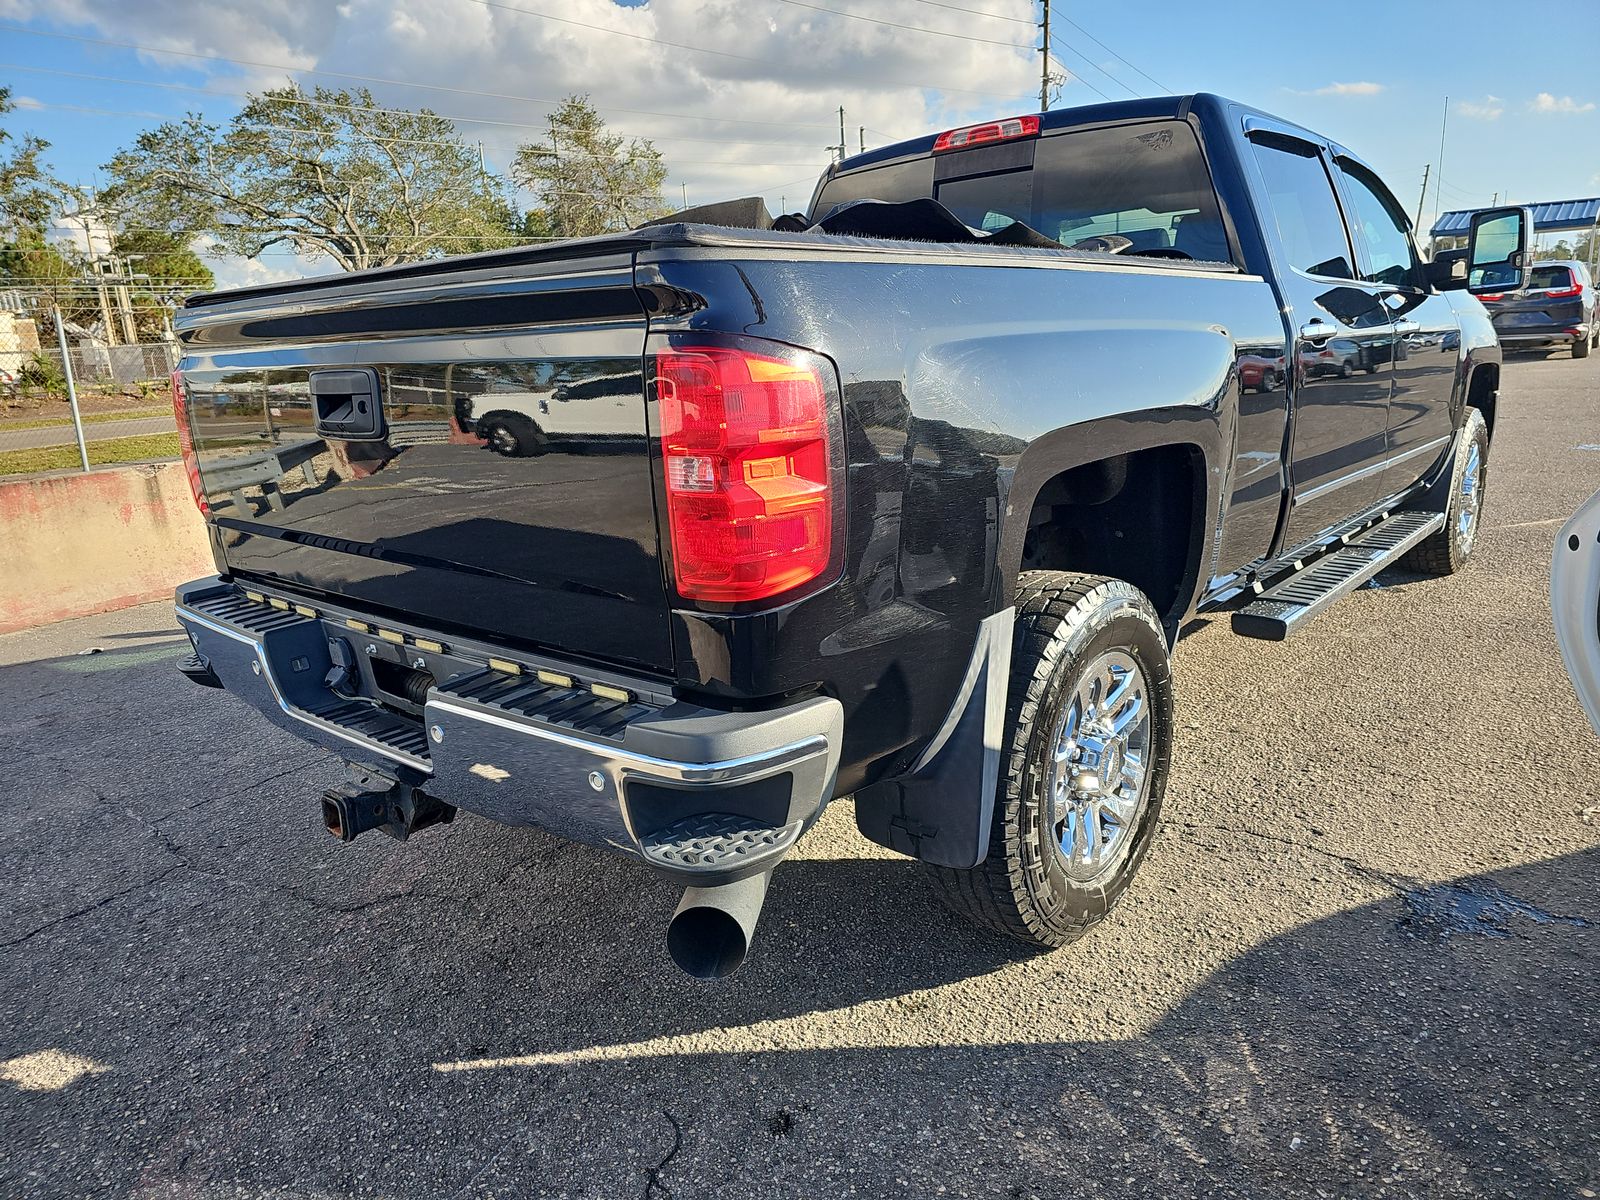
[488,424,520,455]
[1047,650,1153,883]
[1457,440,1484,553]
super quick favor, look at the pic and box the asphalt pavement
[1,352,1597,1199]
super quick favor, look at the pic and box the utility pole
[681,182,689,208]
[838,106,847,163]
[1039,0,1051,111]
[92,259,118,348]
[1413,164,1430,234]
[1431,96,1449,227]
[859,126,866,155]
[111,255,139,345]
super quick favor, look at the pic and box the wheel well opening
[1019,444,1202,623]
[1468,364,1498,440]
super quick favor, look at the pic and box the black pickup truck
[171,94,1529,979]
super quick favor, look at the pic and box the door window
[1249,137,1354,280]
[1335,160,1425,290]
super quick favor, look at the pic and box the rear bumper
[1495,320,1588,346]
[175,577,842,884]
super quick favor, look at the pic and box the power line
[770,0,1031,48]
[14,100,829,166]
[0,62,824,147]
[453,0,1035,96]
[904,0,1034,25]
[1046,50,1112,103]
[0,23,846,129]
[1049,11,1171,94]
[1049,33,1140,100]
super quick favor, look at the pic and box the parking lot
[2,352,1596,1199]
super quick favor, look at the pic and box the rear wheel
[1400,407,1488,575]
[1574,335,1591,359]
[925,573,1173,948]
[481,414,545,457]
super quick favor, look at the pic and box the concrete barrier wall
[0,463,214,634]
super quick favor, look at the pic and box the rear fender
[858,405,1225,871]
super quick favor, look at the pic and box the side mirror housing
[1427,248,1469,291]
[1465,205,1533,296]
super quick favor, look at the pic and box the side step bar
[1232,510,1446,641]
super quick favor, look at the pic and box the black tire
[1574,336,1590,359]
[925,572,1173,948]
[1399,407,1489,576]
[480,414,544,457]
[1339,361,1353,378]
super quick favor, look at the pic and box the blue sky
[1,0,1595,284]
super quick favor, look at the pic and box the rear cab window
[812,119,1234,264]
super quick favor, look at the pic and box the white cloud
[201,247,320,291]
[6,0,1061,273]
[1298,81,1385,97]
[1530,92,1595,115]
[1457,95,1504,120]
[2,0,1043,193]
[9,94,44,110]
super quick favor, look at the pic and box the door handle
[1299,320,1336,344]
[1393,319,1421,335]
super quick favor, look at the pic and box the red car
[1238,352,1285,392]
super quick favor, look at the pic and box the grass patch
[0,432,181,478]
[0,405,171,431]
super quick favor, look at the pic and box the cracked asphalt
[2,353,1598,1199]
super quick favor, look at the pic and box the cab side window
[1248,136,1354,280]
[1335,160,1425,290]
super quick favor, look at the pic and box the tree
[0,86,58,242]
[102,85,521,272]
[512,97,669,239]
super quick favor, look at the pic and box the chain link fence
[1,302,180,477]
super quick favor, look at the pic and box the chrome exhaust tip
[665,870,772,980]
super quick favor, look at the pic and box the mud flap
[852,609,1012,868]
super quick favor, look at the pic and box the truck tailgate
[175,252,673,672]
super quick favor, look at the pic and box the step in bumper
[175,577,842,883]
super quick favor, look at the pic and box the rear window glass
[812,120,1231,262]
[810,156,934,215]
[1529,265,1575,290]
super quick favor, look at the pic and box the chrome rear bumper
[175,577,842,883]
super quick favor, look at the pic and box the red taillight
[654,345,837,604]
[1545,283,1583,299]
[171,371,209,516]
[1478,293,1505,302]
[933,114,1040,154]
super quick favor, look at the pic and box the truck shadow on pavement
[0,643,1596,1198]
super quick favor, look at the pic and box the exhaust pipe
[665,870,772,980]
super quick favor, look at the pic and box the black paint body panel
[173,93,1490,851]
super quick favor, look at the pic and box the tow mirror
[1426,248,1468,290]
[1466,206,1532,296]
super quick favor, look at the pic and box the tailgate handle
[310,369,385,441]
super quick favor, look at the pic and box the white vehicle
[1553,488,1600,734]
[460,373,644,456]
